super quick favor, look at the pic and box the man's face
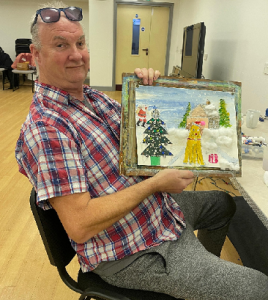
[32,15,89,91]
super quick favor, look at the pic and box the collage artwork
[135,85,240,171]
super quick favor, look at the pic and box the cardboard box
[16,62,29,70]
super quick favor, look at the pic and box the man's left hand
[134,68,161,85]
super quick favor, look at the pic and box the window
[132,18,140,55]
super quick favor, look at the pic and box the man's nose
[69,46,82,60]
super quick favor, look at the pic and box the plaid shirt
[15,82,186,272]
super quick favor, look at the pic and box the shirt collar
[34,81,90,106]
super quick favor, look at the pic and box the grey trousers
[100,191,268,300]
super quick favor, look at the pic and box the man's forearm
[50,176,158,243]
[49,169,194,243]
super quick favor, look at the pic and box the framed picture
[119,73,242,177]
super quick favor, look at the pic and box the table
[231,120,268,229]
[12,69,35,93]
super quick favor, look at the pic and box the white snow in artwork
[202,128,235,148]
[204,104,219,117]
[201,141,218,150]
[216,136,233,147]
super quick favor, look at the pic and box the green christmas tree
[141,108,173,166]
[179,102,191,128]
[219,99,231,127]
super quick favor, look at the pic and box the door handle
[142,48,149,56]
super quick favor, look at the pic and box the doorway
[114,2,174,90]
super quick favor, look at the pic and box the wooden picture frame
[119,73,242,177]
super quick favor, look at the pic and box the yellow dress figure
[183,124,205,165]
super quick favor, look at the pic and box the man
[15,2,268,299]
[0,47,18,89]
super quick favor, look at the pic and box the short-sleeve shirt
[15,82,186,272]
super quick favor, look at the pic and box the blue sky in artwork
[136,85,236,129]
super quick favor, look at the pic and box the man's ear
[30,44,41,64]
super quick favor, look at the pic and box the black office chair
[15,38,32,56]
[30,188,181,300]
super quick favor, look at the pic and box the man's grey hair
[30,1,68,50]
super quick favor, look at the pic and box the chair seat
[78,269,181,300]
[11,69,36,92]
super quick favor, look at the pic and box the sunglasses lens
[40,8,60,23]
[65,7,82,21]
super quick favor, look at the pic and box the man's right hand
[149,169,195,194]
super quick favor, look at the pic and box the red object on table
[11,53,36,69]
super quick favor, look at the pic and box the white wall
[174,0,268,114]
[0,0,89,61]
[89,0,114,88]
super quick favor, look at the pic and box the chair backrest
[29,188,76,269]
[15,38,31,56]
[30,188,135,299]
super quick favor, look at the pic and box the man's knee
[215,191,236,222]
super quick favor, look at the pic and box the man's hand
[134,68,161,85]
[150,169,195,194]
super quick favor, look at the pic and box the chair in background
[15,38,32,56]
[30,188,181,300]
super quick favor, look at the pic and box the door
[116,5,170,86]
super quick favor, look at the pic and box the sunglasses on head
[32,7,83,27]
